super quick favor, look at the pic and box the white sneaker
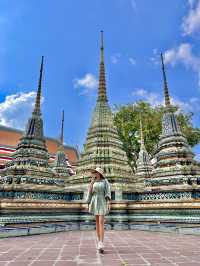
[98,241,104,250]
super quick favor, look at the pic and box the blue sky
[0,0,200,156]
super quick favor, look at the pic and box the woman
[85,167,111,253]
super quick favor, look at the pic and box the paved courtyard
[0,230,200,266]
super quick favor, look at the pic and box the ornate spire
[100,30,104,63]
[150,54,196,189]
[53,110,74,176]
[33,56,44,115]
[97,30,108,102]
[11,55,49,165]
[161,53,171,107]
[136,115,152,182]
[74,31,133,192]
[60,110,64,145]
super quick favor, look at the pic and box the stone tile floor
[0,230,200,266]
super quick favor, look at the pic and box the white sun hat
[90,167,104,177]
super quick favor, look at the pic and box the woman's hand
[90,177,95,184]
[88,177,95,193]
[107,200,111,211]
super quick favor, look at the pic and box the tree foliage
[113,101,200,170]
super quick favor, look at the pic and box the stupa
[135,118,152,191]
[53,110,75,177]
[120,54,200,225]
[0,57,84,226]
[146,53,200,191]
[0,57,73,204]
[66,31,133,200]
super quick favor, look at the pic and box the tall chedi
[135,118,152,191]
[53,110,74,177]
[147,53,200,191]
[13,56,49,165]
[0,57,67,199]
[67,31,133,200]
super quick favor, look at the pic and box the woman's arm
[85,177,95,204]
[104,179,111,201]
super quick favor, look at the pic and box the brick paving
[0,230,200,266]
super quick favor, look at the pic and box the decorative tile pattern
[0,191,83,201]
[123,191,192,201]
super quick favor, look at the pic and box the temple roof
[0,124,79,164]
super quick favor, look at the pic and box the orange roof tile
[0,125,79,164]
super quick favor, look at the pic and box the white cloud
[133,88,147,97]
[111,54,136,66]
[150,49,160,65]
[176,97,200,113]
[164,43,200,88]
[73,73,98,95]
[0,91,37,130]
[188,0,197,7]
[132,88,200,113]
[129,57,136,66]
[194,153,200,161]
[182,0,200,35]
[110,53,121,64]
[151,43,200,73]
[132,88,163,106]
[164,43,199,68]
[111,56,118,64]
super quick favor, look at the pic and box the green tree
[113,101,200,170]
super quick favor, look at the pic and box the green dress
[86,178,111,215]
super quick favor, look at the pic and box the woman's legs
[99,215,104,242]
[95,215,100,241]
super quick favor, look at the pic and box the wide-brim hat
[90,167,104,177]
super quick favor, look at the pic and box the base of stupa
[1,221,200,238]
[1,197,200,229]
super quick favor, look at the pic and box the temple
[0,34,200,230]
